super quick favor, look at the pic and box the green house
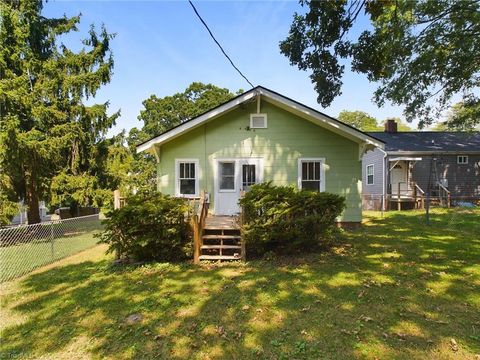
[137,86,383,225]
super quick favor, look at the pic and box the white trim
[366,164,374,186]
[389,157,422,162]
[250,113,268,129]
[297,157,326,192]
[457,155,468,164]
[137,87,384,154]
[174,159,200,198]
[388,150,480,155]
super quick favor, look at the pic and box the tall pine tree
[0,0,118,223]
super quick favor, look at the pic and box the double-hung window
[176,160,199,197]
[366,164,374,185]
[457,155,468,164]
[298,158,325,192]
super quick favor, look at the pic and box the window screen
[219,162,235,190]
[301,160,321,191]
[179,162,196,195]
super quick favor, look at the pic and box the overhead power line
[188,0,255,89]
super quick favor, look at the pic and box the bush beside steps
[99,192,192,263]
[239,182,346,258]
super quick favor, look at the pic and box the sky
[42,0,416,136]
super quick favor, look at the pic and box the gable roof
[367,131,480,153]
[137,86,384,153]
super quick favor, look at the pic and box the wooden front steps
[198,216,244,261]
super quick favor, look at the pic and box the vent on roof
[250,114,267,129]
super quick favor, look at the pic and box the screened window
[366,164,374,185]
[219,162,235,190]
[178,161,197,196]
[300,160,321,191]
[457,155,468,164]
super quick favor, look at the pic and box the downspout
[378,147,388,211]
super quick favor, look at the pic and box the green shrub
[239,182,346,256]
[99,192,192,262]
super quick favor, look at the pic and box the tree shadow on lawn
[1,210,479,359]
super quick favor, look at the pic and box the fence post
[413,183,417,209]
[397,183,401,211]
[425,192,430,225]
[381,195,384,218]
[50,220,54,260]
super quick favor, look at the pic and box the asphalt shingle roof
[367,131,480,152]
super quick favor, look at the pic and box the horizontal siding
[362,148,385,196]
[411,154,480,197]
[158,101,363,222]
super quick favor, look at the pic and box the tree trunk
[25,170,41,224]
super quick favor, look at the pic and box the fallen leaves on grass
[125,313,143,325]
[450,338,459,352]
[359,314,373,322]
[216,325,227,338]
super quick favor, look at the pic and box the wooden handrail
[437,182,451,208]
[414,183,425,195]
[193,191,208,264]
[239,191,246,261]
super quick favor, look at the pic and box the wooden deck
[204,216,239,230]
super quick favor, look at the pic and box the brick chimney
[385,119,398,133]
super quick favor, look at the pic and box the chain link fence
[0,214,104,282]
[362,194,480,212]
[362,194,480,228]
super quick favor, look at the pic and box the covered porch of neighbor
[386,157,451,210]
[387,157,425,210]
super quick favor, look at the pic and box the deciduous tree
[433,101,480,131]
[138,82,240,137]
[338,110,381,131]
[280,0,480,128]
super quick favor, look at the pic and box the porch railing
[190,191,208,264]
[437,182,452,208]
[239,190,246,262]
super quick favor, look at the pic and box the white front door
[215,158,263,215]
[391,161,408,196]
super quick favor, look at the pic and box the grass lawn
[0,208,479,359]
[0,224,102,282]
